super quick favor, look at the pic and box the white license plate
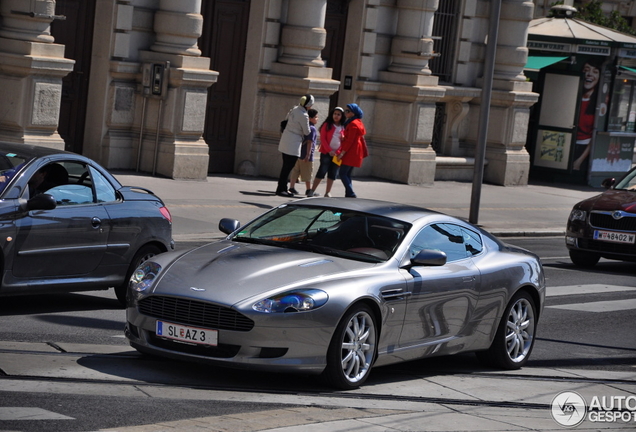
[156,320,218,346]
[593,230,636,244]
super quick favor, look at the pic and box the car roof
[289,197,442,224]
[0,143,124,196]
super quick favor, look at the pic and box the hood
[151,241,374,305]
[577,190,636,213]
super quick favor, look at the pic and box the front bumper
[125,306,333,374]
[566,227,636,261]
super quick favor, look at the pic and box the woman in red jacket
[336,103,366,198]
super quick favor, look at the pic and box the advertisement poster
[534,129,571,170]
[591,134,635,173]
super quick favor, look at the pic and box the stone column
[492,0,534,91]
[137,0,217,180]
[278,0,327,67]
[151,0,202,56]
[476,0,538,186]
[387,0,437,76]
[251,0,339,179]
[0,0,74,149]
[370,0,443,185]
[0,0,55,42]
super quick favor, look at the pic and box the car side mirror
[601,177,615,189]
[18,193,57,212]
[219,218,240,235]
[408,249,447,267]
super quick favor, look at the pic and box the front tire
[322,304,377,390]
[115,245,162,306]
[569,249,600,267]
[476,291,537,369]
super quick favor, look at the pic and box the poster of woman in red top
[573,58,603,171]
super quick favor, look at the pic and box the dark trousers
[277,153,299,193]
[340,164,356,197]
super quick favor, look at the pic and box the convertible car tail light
[159,206,172,223]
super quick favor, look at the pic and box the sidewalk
[2,341,633,432]
[114,172,601,242]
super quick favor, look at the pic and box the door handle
[91,217,101,228]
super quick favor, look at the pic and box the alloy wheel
[505,297,535,363]
[340,310,376,383]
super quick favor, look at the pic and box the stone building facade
[0,0,541,186]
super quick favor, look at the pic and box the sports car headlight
[569,209,587,222]
[130,261,162,292]
[253,289,328,313]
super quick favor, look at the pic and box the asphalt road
[0,237,635,431]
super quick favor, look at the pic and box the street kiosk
[525,4,636,187]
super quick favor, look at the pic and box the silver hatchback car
[126,198,544,389]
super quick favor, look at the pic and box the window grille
[431,0,460,84]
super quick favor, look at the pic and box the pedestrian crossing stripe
[0,407,74,420]
[546,284,636,297]
[546,285,636,313]
[547,298,636,313]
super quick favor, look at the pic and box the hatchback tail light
[159,206,172,223]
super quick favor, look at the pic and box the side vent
[381,288,409,301]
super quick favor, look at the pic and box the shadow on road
[0,291,121,316]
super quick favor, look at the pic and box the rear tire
[569,249,600,267]
[115,245,162,306]
[476,291,537,370]
[322,304,377,390]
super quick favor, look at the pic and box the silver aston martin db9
[125,198,545,389]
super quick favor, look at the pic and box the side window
[462,227,483,256]
[34,161,92,205]
[38,163,117,205]
[46,184,93,205]
[33,163,68,194]
[89,166,117,203]
[409,223,471,263]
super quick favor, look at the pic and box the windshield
[0,152,30,195]
[232,205,411,263]
[614,169,636,191]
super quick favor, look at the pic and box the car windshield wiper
[232,236,298,249]
[300,243,383,263]
[232,236,271,245]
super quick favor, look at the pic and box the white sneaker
[325,192,332,197]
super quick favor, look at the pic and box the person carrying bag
[275,94,314,197]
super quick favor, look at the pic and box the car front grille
[590,212,636,231]
[138,296,254,332]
